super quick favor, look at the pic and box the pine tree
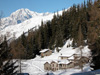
[21,32,27,48]
[90,37,100,70]
[0,37,18,75]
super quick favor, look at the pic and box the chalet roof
[59,54,73,57]
[59,55,69,57]
[68,56,74,60]
[44,60,71,65]
[44,61,51,64]
[51,60,58,64]
[58,60,70,64]
[40,49,51,53]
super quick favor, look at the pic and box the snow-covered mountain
[0,8,67,39]
[1,8,52,26]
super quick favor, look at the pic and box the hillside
[20,39,90,75]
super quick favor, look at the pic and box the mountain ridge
[0,8,67,40]
[1,8,52,26]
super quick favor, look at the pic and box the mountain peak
[10,8,38,19]
[2,8,38,26]
[2,8,52,26]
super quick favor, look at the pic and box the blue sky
[0,0,93,17]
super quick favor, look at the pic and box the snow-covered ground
[18,39,91,75]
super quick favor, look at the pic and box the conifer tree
[90,37,100,70]
[0,36,18,75]
[21,32,27,47]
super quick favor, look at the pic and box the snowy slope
[1,8,52,26]
[0,13,54,38]
[19,39,90,75]
[0,8,64,39]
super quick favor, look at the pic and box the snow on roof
[44,61,51,64]
[40,49,50,53]
[51,60,58,63]
[45,60,71,65]
[60,54,74,57]
[68,56,74,60]
[59,56,69,57]
[58,60,70,64]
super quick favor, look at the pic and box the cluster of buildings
[44,55,89,71]
[39,49,89,71]
[44,60,74,71]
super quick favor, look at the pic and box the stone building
[40,49,52,57]
[67,62,75,68]
[44,54,89,71]
[44,62,51,70]
[58,60,69,69]
[44,60,75,71]
[50,61,59,71]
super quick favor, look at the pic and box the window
[53,64,54,67]
[56,64,58,67]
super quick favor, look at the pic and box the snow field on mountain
[0,13,54,38]
[0,8,65,39]
[1,8,52,26]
